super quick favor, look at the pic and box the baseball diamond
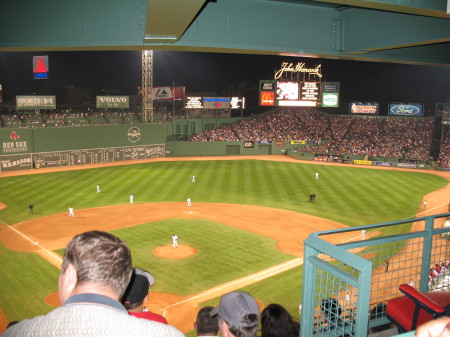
[0,155,449,334]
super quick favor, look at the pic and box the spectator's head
[261,303,300,337]
[194,306,219,336]
[211,291,260,337]
[320,298,342,321]
[58,230,133,305]
[121,268,155,311]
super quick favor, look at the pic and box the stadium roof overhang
[0,0,449,66]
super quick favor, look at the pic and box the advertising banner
[96,96,129,109]
[260,91,275,106]
[397,162,417,168]
[375,161,394,167]
[290,140,307,145]
[353,160,372,165]
[1,130,31,154]
[244,141,255,148]
[0,154,32,172]
[203,97,231,109]
[389,104,423,116]
[16,95,56,110]
[349,102,379,115]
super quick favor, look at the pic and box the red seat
[386,284,450,332]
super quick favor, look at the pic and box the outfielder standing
[96,184,101,193]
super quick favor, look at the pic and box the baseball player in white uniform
[187,198,192,207]
[192,175,196,183]
[68,207,75,217]
[315,172,319,180]
[96,184,101,193]
[172,234,178,248]
[130,194,134,204]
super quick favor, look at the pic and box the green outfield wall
[0,124,166,154]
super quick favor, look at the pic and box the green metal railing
[301,213,450,336]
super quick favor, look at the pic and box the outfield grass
[0,159,447,323]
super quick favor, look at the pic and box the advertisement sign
[0,154,32,172]
[33,55,49,79]
[353,160,372,165]
[389,104,423,116]
[1,130,31,154]
[244,141,255,148]
[16,95,56,110]
[375,161,394,167]
[260,80,275,91]
[322,82,340,107]
[260,92,274,106]
[203,97,231,109]
[96,96,129,109]
[349,102,379,115]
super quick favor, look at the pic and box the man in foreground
[210,291,260,337]
[3,230,185,337]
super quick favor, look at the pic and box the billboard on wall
[0,154,32,172]
[321,82,340,107]
[96,96,129,109]
[203,97,231,109]
[259,80,275,106]
[33,55,49,79]
[16,95,56,110]
[349,102,379,115]
[388,104,423,116]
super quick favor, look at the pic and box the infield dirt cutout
[0,155,449,334]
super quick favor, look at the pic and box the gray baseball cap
[210,291,260,327]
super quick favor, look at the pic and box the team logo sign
[127,127,141,143]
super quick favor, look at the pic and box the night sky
[0,50,449,112]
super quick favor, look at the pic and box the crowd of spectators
[189,108,438,162]
[0,111,141,128]
[438,128,450,169]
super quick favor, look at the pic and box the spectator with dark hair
[210,291,260,337]
[121,267,168,324]
[261,303,300,337]
[2,230,184,337]
[194,306,218,337]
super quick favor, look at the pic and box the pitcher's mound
[153,244,196,259]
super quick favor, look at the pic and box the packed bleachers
[0,111,141,128]
[438,128,450,169]
[189,108,437,162]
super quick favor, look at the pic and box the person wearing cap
[194,306,218,337]
[2,230,184,337]
[210,291,260,337]
[122,268,168,324]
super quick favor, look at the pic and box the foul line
[0,221,62,264]
[161,257,303,311]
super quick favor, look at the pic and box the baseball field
[0,155,449,335]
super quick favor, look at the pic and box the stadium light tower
[142,50,153,123]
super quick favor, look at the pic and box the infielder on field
[172,234,178,248]
[68,207,75,217]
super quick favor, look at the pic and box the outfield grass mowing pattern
[0,160,447,323]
